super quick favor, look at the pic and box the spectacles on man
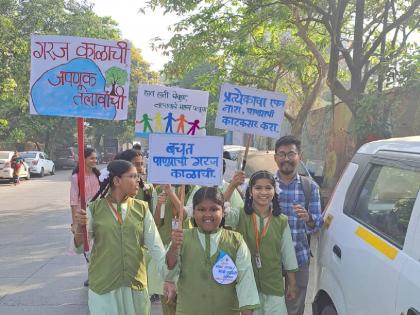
[275,151,298,160]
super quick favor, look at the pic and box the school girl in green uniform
[167,187,260,315]
[149,184,193,315]
[237,170,298,315]
[73,160,168,315]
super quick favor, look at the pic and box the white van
[313,136,420,315]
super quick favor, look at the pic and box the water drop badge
[212,250,238,285]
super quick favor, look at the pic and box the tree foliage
[147,0,419,142]
[0,0,158,155]
[145,0,331,138]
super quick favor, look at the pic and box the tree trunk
[110,82,116,96]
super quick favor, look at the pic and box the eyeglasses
[275,151,298,160]
[121,173,141,180]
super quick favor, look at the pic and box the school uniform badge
[212,250,238,285]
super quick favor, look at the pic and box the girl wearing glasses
[115,149,157,213]
[73,160,168,315]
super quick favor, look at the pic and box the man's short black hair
[275,135,301,152]
[132,143,142,150]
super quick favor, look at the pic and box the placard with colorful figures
[135,84,209,137]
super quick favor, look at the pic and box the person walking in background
[73,160,169,315]
[273,136,323,315]
[11,151,24,185]
[70,148,101,233]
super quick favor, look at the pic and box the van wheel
[320,304,338,315]
[40,168,44,177]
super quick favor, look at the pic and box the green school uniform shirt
[170,228,260,315]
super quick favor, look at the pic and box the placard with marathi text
[30,34,131,120]
[215,83,287,138]
[147,134,223,186]
[135,84,209,137]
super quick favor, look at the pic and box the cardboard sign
[215,83,287,138]
[30,35,131,120]
[135,84,209,137]
[147,134,223,186]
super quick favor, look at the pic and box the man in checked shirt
[273,135,323,315]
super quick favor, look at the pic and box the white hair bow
[99,168,110,183]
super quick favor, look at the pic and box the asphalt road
[0,169,315,314]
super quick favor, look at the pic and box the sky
[92,0,179,72]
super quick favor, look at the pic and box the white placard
[215,83,287,138]
[147,134,223,186]
[30,35,131,120]
[135,84,209,137]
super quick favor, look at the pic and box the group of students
[69,136,323,315]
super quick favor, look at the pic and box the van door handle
[408,308,420,315]
[333,245,341,259]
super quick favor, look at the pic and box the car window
[20,152,37,159]
[55,149,72,158]
[352,164,420,248]
[0,152,11,159]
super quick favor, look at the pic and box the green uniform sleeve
[281,224,298,272]
[235,238,260,310]
[143,210,170,280]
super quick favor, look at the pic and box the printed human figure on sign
[154,112,163,132]
[164,112,176,133]
[140,113,153,133]
[187,119,201,135]
[176,114,187,134]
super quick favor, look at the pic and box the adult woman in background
[70,147,100,232]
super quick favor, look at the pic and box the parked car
[54,147,77,169]
[0,151,31,182]
[312,136,420,315]
[20,151,55,177]
[223,145,258,161]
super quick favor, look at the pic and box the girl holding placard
[73,160,168,315]
[237,170,298,315]
[167,187,260,315]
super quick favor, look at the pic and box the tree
[253,0,419,143]
[146,1,330,138]
[0,0,158,155]
[105,67,129,96]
